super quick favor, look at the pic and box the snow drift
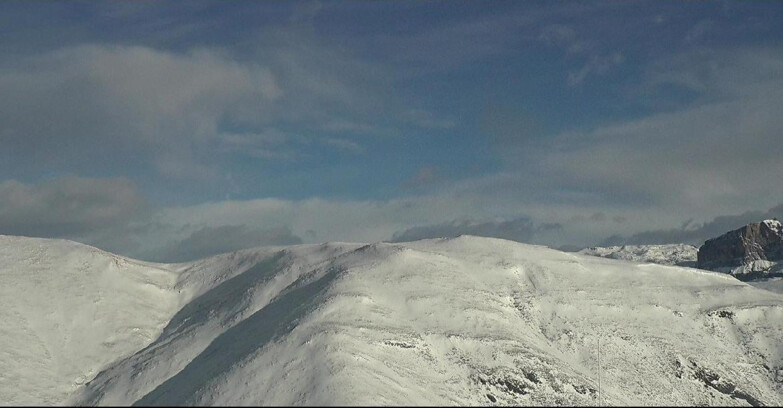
[2,235,783,406]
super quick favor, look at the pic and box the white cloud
[390,217,559,243]
[320,137,365,154]
[537,23,624,85]
[0,42,391,182]
[0,45,282,179]
[4,174,777,262]
[643,48,783,99]
[485,47,783,219]
[567,52,624,85]
[564,50,783,210]
[110,194,499,260]
[153,225,303,262]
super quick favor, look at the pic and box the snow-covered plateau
[2,234,783,406]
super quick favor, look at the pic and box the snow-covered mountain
[2,235,783,406]
[0,235,183,405]
[578,244,698,267]
[697,219,783,280]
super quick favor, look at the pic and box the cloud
[372,3,622,74]
[400,109,456,129]
[4,175,775,261]
[401,166,441,192]
[642,48,783,100]
[1,4,781,263]
[567,52,624,85]
[216,130,298,161]
[683,19,714,44]
[589,212,607,222]
[538,24,577,48]
[390,217,561,244]
[126,193,529,260]
[613,216,627,224]
[152,196,463,248]
[155,225,303,262]
[289,1,323,24]
[0,41,391,187]
[553,59,782,210]
[373,10,532,71]
[0,176,148,238]
[0,45,282,180]
[320,137,365,155]
[485,48,783,219]
[537,23,624,85]
[601,202,783,247]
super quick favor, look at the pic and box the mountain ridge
[578,243,698,267]
[2,235,783,405]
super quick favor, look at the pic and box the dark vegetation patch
[707,310,734,319]
[524,371,541,384]
[383,340,415,349]
[497,377,528,395]
[674,359,684,379]
[571,384,597,396]
[473,370,541,401]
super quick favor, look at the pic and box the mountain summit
[697,219,783,280]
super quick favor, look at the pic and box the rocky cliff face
[697,219,783,280]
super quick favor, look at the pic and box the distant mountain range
[581,219,783,282]
[578,243,698,267]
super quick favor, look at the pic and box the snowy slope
[750,277,783,295]
[579,244,698,267]
[0,235,182,405]
[3,235,783,406]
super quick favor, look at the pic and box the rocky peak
[696,219,783,280]
[763,218,782,235]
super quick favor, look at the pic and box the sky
[1,1,782,261]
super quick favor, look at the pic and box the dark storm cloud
[156,225,303,262]
[0,176,148,238]
[390,217,561,244]
[601,203,783,247]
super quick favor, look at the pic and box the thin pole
[598,332,601,406]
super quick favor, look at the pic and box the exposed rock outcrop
[697,219,783,280]
[579,244,698,267]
